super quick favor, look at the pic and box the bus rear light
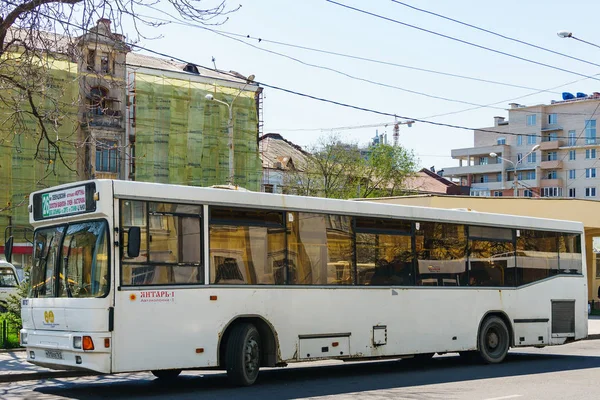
[73,336,82,349]
[104,338,110,348]
[196,348,204,354]
[21,332,28,345]
[83,336,95,351]
[210,295,217,301]
[332,342,339,347]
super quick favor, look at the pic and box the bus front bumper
[21,329,111,374]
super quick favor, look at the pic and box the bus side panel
[110,275,585,373]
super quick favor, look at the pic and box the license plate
[45,350,63,360]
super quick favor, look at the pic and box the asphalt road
[2,341,600,400]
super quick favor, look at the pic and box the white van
[0,261,20,311]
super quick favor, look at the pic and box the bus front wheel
[478,316,509,364]
[226,323,261,386]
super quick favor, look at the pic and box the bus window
[415,222,467,286]
[559,233,582,274]
[209,207,285,285]
[58,221,109,298]
[356,233,413,286]
[516,230,559,285]
[355,217,413,286]
[468,226,515,287]
[30,227,65,298]
[287,212,353,285]
[121,200,203,286]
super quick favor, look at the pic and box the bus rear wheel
[151,369,181,380]
[226,323,261,386]
[478,316,509,364]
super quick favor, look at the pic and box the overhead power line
[139,5,563,95]
[7,6,599,142]
[389,0,600,70]
[325,0,600,82]
[139,6,597,121]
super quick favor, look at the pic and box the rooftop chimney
[493,116,505,126]
[508,103,521,109]
[97,18,111,33]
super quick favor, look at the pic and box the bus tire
[226,323,261,386]
[478,316,509,364]
[151,369,181,380]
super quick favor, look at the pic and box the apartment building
[443,93,600,198]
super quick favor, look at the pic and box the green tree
[2,268,29,329]
[357,143,418,198]
[285,135,418,199]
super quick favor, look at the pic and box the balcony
[443,163,503,177]
[539,160,562,170]
[540,178,563,188]
[83,110,123,129]
[471,181,504,191]
[451,144,508,158]
[539,139,564,151]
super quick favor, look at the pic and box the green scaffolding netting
[133,73,262,190]
[0,56,80,242]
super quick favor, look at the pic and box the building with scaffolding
[0,19,263,270]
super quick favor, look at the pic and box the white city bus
[13,180,587,386]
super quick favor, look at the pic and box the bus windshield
[30,221,109,298]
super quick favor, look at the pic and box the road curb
[0,348,25,354]
[0,370,94,383]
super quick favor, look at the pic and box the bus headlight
[73,336,82,349]
[20,332,27,345]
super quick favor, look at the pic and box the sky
[125,0,600,172]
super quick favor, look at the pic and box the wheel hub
[487,330,499,349]
[245,338,259,374]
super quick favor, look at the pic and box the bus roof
[31,179,584,233]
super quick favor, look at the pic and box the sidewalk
[0,350,92,383]
[2,318,600,383]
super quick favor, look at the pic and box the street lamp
[557,30,600,50]
[490,144,540,197]
[205,74,255,186]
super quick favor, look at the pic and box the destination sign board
[33,182,96,220]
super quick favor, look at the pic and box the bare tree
[0,0,238,171]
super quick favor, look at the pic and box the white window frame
[568,130,577,146]
[527,114,537,126]
[586,168,597,178]
[586,187,596,197]
[569,150,576,160]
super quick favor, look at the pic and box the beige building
[363,194,600,302]
[443,94,600,199]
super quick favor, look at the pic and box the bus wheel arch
[477,311,513,363]
[218,315,280,369]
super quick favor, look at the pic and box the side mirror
[4,236,13,263]
[127,227,141,258]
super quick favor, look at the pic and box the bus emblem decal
[44,311,54,324]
